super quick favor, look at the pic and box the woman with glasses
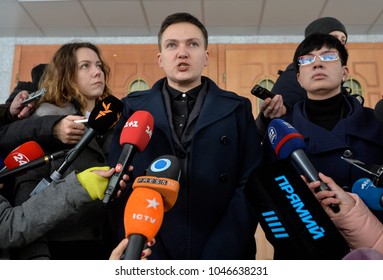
[262,33,383,242]
[255,17,350,138]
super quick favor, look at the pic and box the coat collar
[127,77,246,136]
[291,95,381,153]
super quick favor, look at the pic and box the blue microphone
[352,178,383,211]
[268,119,340,213]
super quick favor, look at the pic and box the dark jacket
[262,94,383,222]
[271,63,306,112]
[108,77,262,260]
[0,114,67,157]
[0,104,14,127]
[255,63,306,138]
[13,102,114,259]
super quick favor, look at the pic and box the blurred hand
[259,94,286,119]
[53,115,86,144]
[77,165,133,200]
[109,238,155,260]
[9,91,35,119]
[304,172,356,218]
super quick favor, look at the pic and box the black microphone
[352,178,383,210]
[244,159,351,259]
[52,95,123,181]
[102,111,154,204]
[30,95,123,196]
[0,150,66,180]
[267,119,340,213]
[122,155,180,260]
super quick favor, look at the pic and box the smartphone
[250,84,276,100]
[21,88,46,106]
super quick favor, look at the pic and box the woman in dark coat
[263,33,383,225]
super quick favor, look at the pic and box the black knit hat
[304,17,347,39]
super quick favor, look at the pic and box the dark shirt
[162,78,208,189]
[167,82,202,139]
[305,93,349,131]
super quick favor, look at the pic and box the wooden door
[223,43,383,112]
[223,44,297,118]
[346,43,383,107]
[12,44,218,100]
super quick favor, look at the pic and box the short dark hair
[157,12,208,51]
[293,33,348,73]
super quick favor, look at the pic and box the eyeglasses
[298,51,340,66]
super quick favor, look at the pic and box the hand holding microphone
[122,155,180,260]
[30,95,123,196]
[267,118,340,213]
[51,95,123,181]
[103,111,154,204]
[306,172,356,216]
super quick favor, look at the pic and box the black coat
[108,77,262,259]
[263,95,383,223]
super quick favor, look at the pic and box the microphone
[122,155,180,260]
[30,95,123,196]
[138,155,180,211]
[51,95,123,181]
[267,118,340,213]
[102,111,154,204]
[244,159,351,259]
[0,141,44,178]
[352,178,383,210]
[123,187,164,260]
[341,157,383,187]
[0,150,66,180]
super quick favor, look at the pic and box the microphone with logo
[0,148,66,180]
[244,120,350,259]
[102,111,154,204]
[352,178,383,211]
[267,118,340,213]
[122,155,180,260]
[0,141,45,180]
[30,95,123,196]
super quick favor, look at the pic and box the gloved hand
[76,166,111,200]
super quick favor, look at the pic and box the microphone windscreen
[268,118,305,159]
[88,95,123,134]
[352,178,383,210]
[124,187,164,240]
[374,99,383,123]
[4,141,44,170]
[133,155,181,212]
[146,155,181,181]
[245,159,351,259]
[120,111,154,152]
